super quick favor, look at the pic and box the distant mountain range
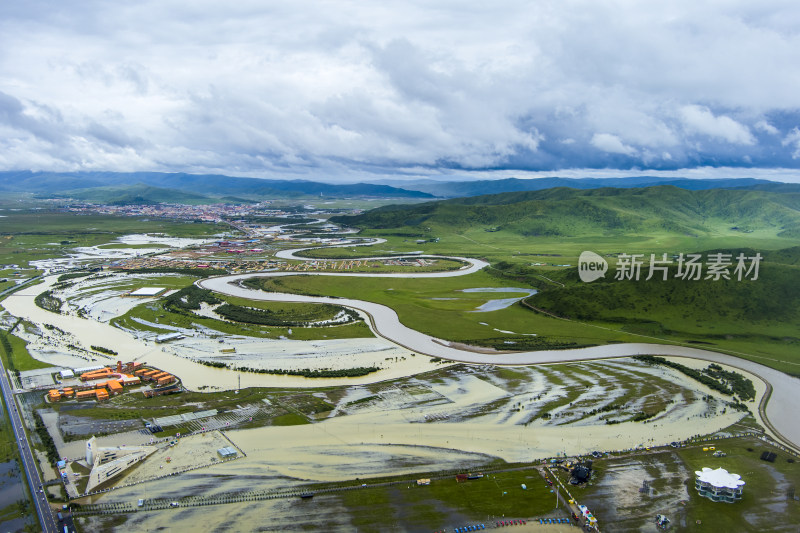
[45,183,231,206]
[331,185,800,239]
[0,171,797,205]
[376,176,789,197]
[0,171,435,202]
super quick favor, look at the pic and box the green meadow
[245,270,645,348]
[2,186,798,374]
[111,285,374,341]
[349,222,797,265]
[320,187,800,373]
[0,211,227,267]
[333,186,800,262]
[335,469,554,532]
[576,436,800,532]
[0,330,51,373]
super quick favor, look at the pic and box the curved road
[199,253,800,453]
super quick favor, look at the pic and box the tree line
[163,285,221,314]
[634,355,754,401]
[193,359,379,378]
[33,411,60,464]
[214,302,359,327]
[34,290,63,313]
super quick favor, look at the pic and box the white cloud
[0,1,799,176]
[782,127,800,159]
[679,105,756,145]
[590,133,637,156]
[755,120,780,135]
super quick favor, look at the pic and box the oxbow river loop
[198,247,800,453]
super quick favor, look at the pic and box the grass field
[334,186,800,260]
[572,436,800,532]
[0,334,37,530]
[257,222,800,372]
[0,377,19,462]
[280,255,468,274]
[53,386,275,421]
[681,439,800,531]
[335,469,556,531]
[343,218,798,262]
[4,206,796,371]
[520,252,800,374]
[0,331,51,373]
[111,295,374,341]
[0,211,228,267]
[246,270,651,348]
[2,199,796,530]
[1,204,796,375]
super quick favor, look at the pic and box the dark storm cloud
[0,90,64,143]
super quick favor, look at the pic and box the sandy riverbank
[226,407,744,482]
[0,276,444,389]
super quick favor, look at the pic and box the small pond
[460,287,538,312]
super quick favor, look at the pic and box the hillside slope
[387,176,779,197]
[333,186,800,239]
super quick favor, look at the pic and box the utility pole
[238,373,241,391]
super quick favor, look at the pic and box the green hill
[530,250,798,329]
[332,186,800,240]
[330,186,800,373]
[382,176,781,198]
[522,247,800,374]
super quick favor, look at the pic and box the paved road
[199,261,800,453]
[0,275,42,299]
[0,348,58,533]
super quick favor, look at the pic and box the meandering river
[198,251,800,452]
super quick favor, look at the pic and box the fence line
[68,431,796,517]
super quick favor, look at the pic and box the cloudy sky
[2,0,800,182]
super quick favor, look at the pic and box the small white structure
[155,332,184,343]
[59,369,75,379]
[217,446,238,459]
[129,287,166,297]
[86,436,96,465]
[695,467,745,503]
[74,365,105,374]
